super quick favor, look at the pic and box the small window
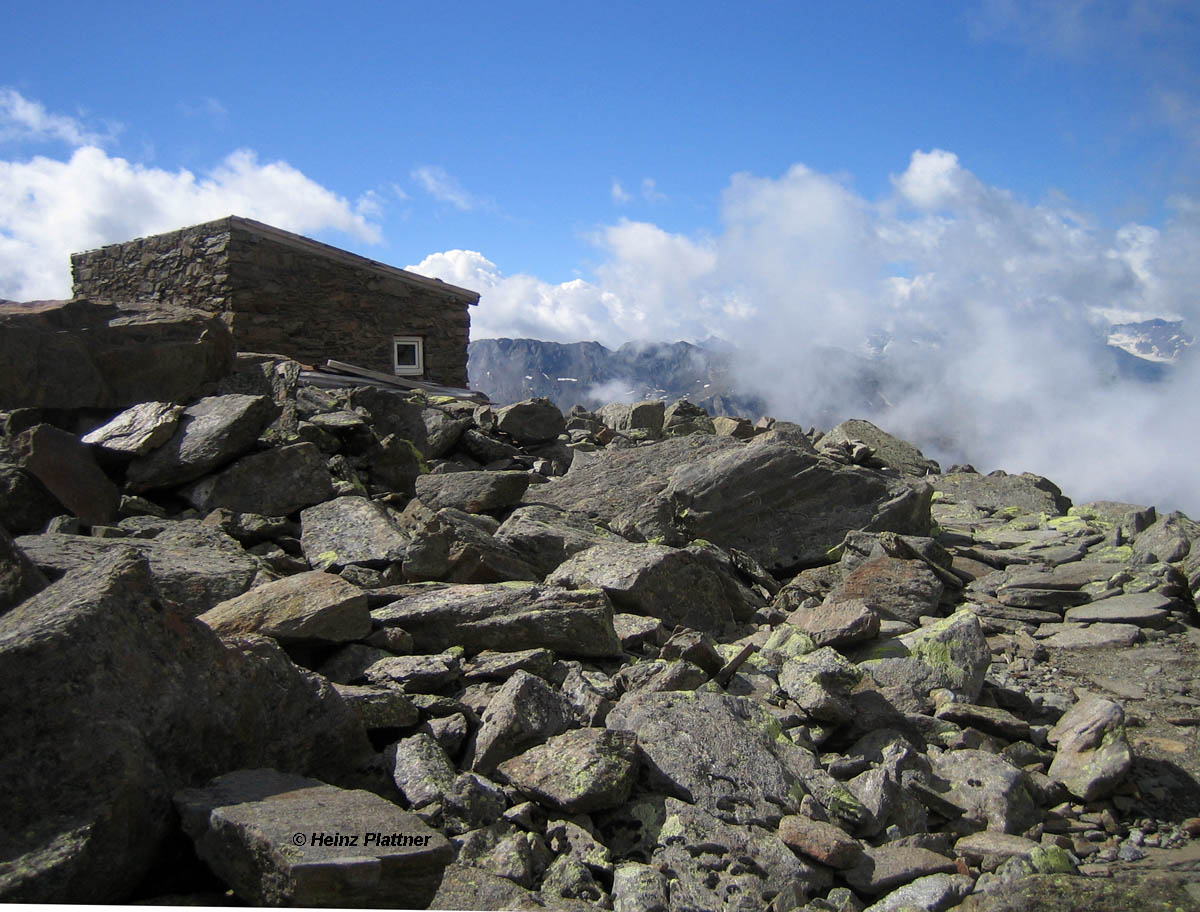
[393,336,424,376]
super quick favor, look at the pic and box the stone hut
[70,216,479,388]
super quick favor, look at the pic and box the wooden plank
[317,361,489,403]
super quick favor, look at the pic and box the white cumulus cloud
[0,92,384,301]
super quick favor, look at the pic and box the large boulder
[10,424,121,525]
[492,504,626,578]
[16,521,259,615]
[371,583,622,658]
[826,418,940,477]
[0,298,235,410]
[174,768,452,907]
[545,541,747,633]
[125,394,279,492]
[931,470,1071,516]
[495,398,566,444]
[0,526,47,615]
[530,436,931,573]
[180,442,334,516]
[0,549,371,903]
[300,495,410,570]
[606,690,807,825]
[197,571,371,643]
[1047,694,1133,801]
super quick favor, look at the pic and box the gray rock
[0,525,47,615]
[862,872,975,912]
[827,555,944,626]
[597,400,666,437]
[126,394,278,491]
[651,798,827,911]
[421,408,470,459]
[0,549,371,903]
[787,597,881,648]
[17,522,259,615]
[0,462,62,534]
[81,401,185,456]
[371,583,622,658]
[497,727,639,814]
[606,689,804,825]
[955,872,1200,912]
[415,470,531,514]
[428,862,547,910]
[546,541,739,633]
[827,418,941,477]
[844,844,958,896]
[364,653,462,694]
[1040,622,1142,649]
[182,442,333,516]
[387,732,458,810]
[333,683,419,729]
[11,424,120,525]
[1064,591,1173,627]
[860,608,990,710]
[0,298,235,410]
[664,440,933,572]
[458,427,523,464]
[300,495,409,569]
[398,502,540,584]
[780,646,863,725]
[198,570,370,642]
[611,861,669,912]
[931,470,1071,516]
[662,398,715,436]
[931,749,1040,834]
[495,398,566,444]
[1133,512,1193,565]
[493,504,625,578]
[469,670,572,774]
[1047,693,1132,801]
[174,768,450,907]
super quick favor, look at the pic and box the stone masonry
[70,216,478,388]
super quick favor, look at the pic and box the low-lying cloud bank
[417,152,1200,516]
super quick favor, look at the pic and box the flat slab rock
[1064,591,1173,628]
[15,524,258,615]
[174,768,452,908]
[198,570,371,643]
[371,582,622,658]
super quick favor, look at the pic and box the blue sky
[5,0,1200,510]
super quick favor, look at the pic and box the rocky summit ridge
[2,300,1200,910]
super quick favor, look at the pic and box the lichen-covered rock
[0,549,371,903]
[606,689,806,825]
[371,583,622,658]
[546,541,739,633]
[857,608,990,711]
[0,525,47,615]
[198,570,370,643]
[497,727,638,814]
[827,418,941,477]
[174,768,451,908]
[468,670,572,774]
[17,522,259,615]
[415,470,531,514]
[181,442,333,516]
[126,394,278,491]
[299,495,409,570]
[1047,693,1133,801]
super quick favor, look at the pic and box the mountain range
[468,318,1192,415]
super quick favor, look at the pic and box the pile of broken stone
[3,345,1200,909]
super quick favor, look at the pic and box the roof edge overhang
[72,215,481,306]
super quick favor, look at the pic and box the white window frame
[393,336,424,376]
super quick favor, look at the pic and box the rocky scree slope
[2,303,1200,910]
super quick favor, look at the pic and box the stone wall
[71,217,476,388]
